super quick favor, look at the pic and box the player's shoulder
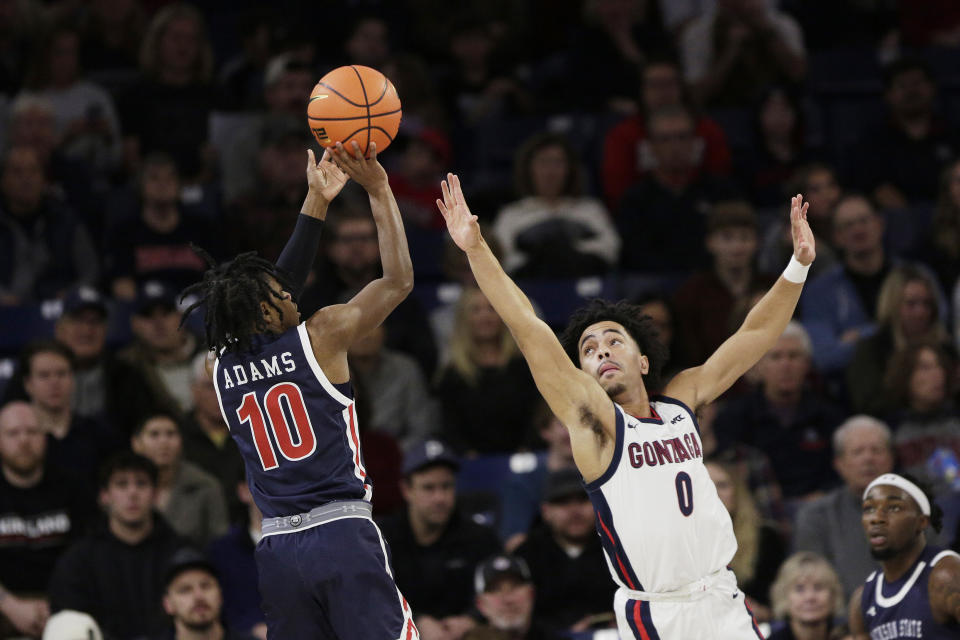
[930,550,960,580]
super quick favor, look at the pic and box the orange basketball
[307,65,402,156]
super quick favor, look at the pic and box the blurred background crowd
[1,0,960,639]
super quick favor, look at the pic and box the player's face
[163,569,222,629]
[262,276,300,331]
[786,573,834,625]
[578,321,648,401]
[23,352,74,412]
[404,466,456,528]
[862,485,927,560]
[102,470,155,527]
[834,427,892,494]
[541,494,595,543]
[132,416,182,469]
[0,404,46,476]
[476,577,534,632]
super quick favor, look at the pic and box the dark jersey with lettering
[214,324,370,518]
[860,544,960,640]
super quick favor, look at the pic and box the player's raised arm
[437,173,614,469]
[666,194,816,409]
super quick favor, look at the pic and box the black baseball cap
[402,439,460,477]
[542,467,586,503]
[163,547,218,589]
[474,554,532,594]
[134,280,178,315]
[61,285,108,318]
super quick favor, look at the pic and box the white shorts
[613,569,764,640]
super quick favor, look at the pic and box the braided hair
[180,249,292,354]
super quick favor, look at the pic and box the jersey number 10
[237,382,317,471]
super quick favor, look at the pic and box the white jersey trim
[931,550,960,566]
[211,358,230,431]
[874,560,927,607]
[297,323,351,406]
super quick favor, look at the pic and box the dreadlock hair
[559,299,670,394]
[180,248,292,354]
[897,472,945,534]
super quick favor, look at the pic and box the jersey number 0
[237,382,317,470]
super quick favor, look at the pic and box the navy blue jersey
[213,323,371,518]
[860,545,960,640]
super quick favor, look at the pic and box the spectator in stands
[472,554,564,640]
[120,281,204,413]
[78,0,146,90]
[514,469,614,633]
[898,1,960,47]
[378,440,500,638]
[883,342,960,494]
[180,354,244,505]
[341,14,392,70]
[0,401,92,638]
[681,0,807,107]
[914,158,960,291]
[758,163,841,279]
[48,452,188,640]
[705,460,784,622]
[493,132,620,279]
[793,416,894,599]
[53,285,169,430]
[206,471,265,639]
[847,264,948,417]
[131,412,229,547]
[119,3,215,181]
[347,323,439,450]
[299,206,437,376]
[673,201,773,367]
[21,340,123,479]
[714,322,844,502]
[617,105,738,273]
[434,287,539,454]
[0,144,98,303]
[216,9,273,112]
[766,552,845,640]
[387,127,450,229]
[852,57,959,209]
[801,194,890,374]
[350,370,405,516]
[601,57,731,210]
[0,0,40,97]
[158,548,258,640]
[103,153,217,299]
[380,54,448,132]
[634,293,685,383]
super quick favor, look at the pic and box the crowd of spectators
[2,0,960,639]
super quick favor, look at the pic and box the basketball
[307,65,402,156]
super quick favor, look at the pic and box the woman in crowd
[767,552,845,640]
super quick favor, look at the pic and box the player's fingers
[368,141,378,163]
[319,148,332,165]
[452,174,464,205]
[350,140,364,162]
[801,202,809,219]
[436,198,449,219]
[307,149,316,170]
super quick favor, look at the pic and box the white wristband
[782,255,810,283]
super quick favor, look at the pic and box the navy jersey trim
[592,489,643,591]
[652,395,701,436]
[584,404,624,491]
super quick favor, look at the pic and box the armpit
[579,405,607,446]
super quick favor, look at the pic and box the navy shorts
[255,515,418,639]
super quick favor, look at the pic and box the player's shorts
[256,500,419,640]
[613,568,764,640]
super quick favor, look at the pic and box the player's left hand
[790,193,816,266]
[306,148,348,204]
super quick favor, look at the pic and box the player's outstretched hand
[306,148,348,204]
[330,141,388,192]
[790,193,816,266]
[437,173,482,252]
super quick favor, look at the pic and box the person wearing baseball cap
[378,439,500,639]
[473,554,563,640]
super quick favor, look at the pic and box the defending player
[437,174,815,639]
[847,473,960,639]
[182,142,418,639]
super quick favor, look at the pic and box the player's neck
[882,535,927,582]
[174,620,224,640]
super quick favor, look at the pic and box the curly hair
[559,299,669,393]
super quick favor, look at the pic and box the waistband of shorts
[619,568,732,602]
[261,500,372,537]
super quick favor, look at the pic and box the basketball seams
[367,77,390,107]
[349,66,372,156]
[308,66,401,154]
[312,82,365,108]
[307,108,402,122]
[327,125,396,146]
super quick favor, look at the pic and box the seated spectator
[48,452,188,640]
[673,201,773,367]
[793,416,894,599]
[493,132,620,279]
[766,552,845,640]
[499,402,576,549]
[801,194,891,374]
[377,440,501,637]
[634,293,685,383]
[77,0,146,91]
[158,548,258,640]
[21,340,124,479]
[131,413,229,547]
[601,57,732,211]
[913,158,960,291]
[714,322,844,502]
[103,153,216,300]
[0,145,98,304]
[387,127,450,229]
[434,288,540,454]
[472,554,564,640]
[0,401,92,638]
[347,323,439,450]
[883,342,960,494]
[119,281,204,413]
[514,469,615,633]
[850,57,960,209]
[847,264,948,417]
[705,460,784,622]
[681,0,806,107]
[618,105,738,273]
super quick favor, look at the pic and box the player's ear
[639,355,649,375]
[260,300,273,322]
[162,593,174,616]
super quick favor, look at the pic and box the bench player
[182,142,418,639]
[437,175,815,639]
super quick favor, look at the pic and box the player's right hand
[306,148,348,204]
[437,173,482,252]
[330,141,388,192]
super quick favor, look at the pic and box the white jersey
[586,396,737,594]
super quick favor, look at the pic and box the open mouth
[598,363,619,376]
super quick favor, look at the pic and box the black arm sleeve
[275,214,324,299]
